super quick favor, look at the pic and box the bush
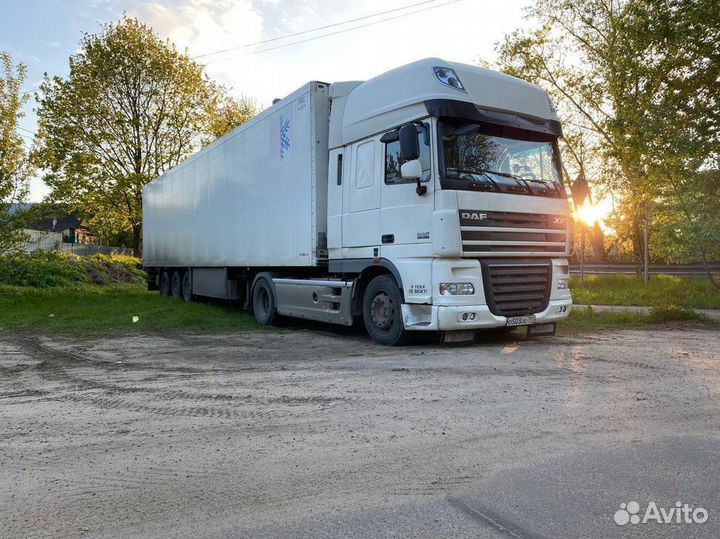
[0,251,145,288]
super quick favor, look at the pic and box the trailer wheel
[181,270,193,302]
[363,275,410,346]
[252,277,278,325]
[159,271,171,297]
[171,270,182,298]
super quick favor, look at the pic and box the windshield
[438,119,564,197]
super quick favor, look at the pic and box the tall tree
[495,0,720,279]
[34,16,229,256]
[205,95,257,142]
[0,51,31,251]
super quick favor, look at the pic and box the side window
[384,125,431,185]
[355,140,375,189]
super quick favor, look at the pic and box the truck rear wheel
[181,270,193,302]
[252,277,278,325]
[159,271,171,296]
[171,270,182,298]
[363,275,410,346]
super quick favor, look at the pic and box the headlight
[557,278,569,290]
[439,282,475,295]
[557,263,569,275]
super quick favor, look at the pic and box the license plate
[506,314,536,327]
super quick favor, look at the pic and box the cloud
[130,0,528,107]
[136,0,264,57]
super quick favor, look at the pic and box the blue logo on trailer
[280,116,291,159]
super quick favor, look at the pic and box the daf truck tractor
[143,58,573,345]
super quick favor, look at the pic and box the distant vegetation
[570,275,720,310]
[0,251,144,288]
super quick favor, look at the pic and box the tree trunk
[131,224,141,258]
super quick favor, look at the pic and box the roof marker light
[433,66,465,92]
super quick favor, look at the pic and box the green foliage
[570,274,720,309]
[33,16,230,255]
[0,285,258,336]
[0,251,144,288]
[495,0,720,278]
[0,51,32,250]
[205,95,258,142]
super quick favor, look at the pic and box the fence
[20,229,133,257]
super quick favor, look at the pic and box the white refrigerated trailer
[143,58,573,345]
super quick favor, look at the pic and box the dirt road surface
[1,326,719,538]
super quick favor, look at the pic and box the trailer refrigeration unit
[143,58,573,345]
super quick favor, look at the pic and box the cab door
[341,137,383,250]
[380,122,434,248]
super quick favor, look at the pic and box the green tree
[205,95,257,142]
[34,16,228,256]
[495,0,720,285]
[0,51,31,251]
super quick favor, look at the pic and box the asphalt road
[1,326,719,539]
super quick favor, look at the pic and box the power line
[202,0,459,65]
[193,0,444,60]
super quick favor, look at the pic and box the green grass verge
[558,304,719,335]
[2,285,717,339]
[570,274,720,309]
[0,285,259,336]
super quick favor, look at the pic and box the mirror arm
[416,178,427,196]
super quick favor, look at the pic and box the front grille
[480,259,552,317]
[460,210,567,256]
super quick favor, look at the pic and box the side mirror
[400,159,422,180]
[399,123,420,161]
[401,160,427,196]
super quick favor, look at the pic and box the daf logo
[553,217,567,225]
[461,212,488,221]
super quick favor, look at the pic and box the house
[21,209,100,252]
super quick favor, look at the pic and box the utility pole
[642,201,650,285]
[580,223,585,283]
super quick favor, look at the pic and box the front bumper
[401,298,573,331]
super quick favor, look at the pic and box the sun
[575,198,612,227]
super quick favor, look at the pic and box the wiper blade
[481,170,558,191]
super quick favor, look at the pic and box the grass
[0,284,259,336]
[1,284,717,339]
[570,274,720,309]
[557,304,719,335]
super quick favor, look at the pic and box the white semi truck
[143,58,573,345]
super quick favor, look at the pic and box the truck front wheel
[363,275,410,346]
[252,277,278,325]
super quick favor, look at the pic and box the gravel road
[1,326,719,539]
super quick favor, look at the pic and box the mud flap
[526,322,556,337]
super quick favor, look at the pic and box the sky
[0,0,532,201]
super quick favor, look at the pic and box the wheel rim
[370,291,394,330]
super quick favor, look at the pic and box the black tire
[181,270,193,302]
[159,271,171,297]
[171,270,182,298]
[362,274,410,346]
[252,277,278,325]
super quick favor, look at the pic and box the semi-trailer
[143,58,573,345]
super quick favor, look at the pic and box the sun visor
[425,99,563,139]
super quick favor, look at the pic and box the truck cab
[326,59,572,344]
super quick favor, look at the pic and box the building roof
[27,213,83,232]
